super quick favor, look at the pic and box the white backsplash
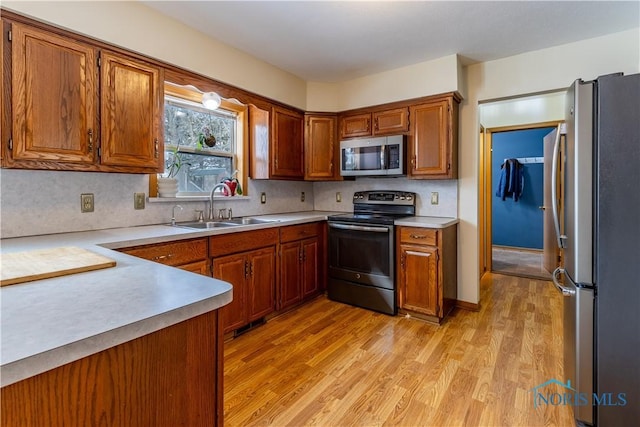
[0,169,314,239]
[313,177,458,217]
[0,170,457,239]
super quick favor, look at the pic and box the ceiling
[143,1,640,83]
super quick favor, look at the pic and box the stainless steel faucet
[171,204,183,226]
[209,183,231,220]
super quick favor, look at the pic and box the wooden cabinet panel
[409,99,457,178]
[340,113,371,139]
[279,241,302,309]
[1,310,222,427]
[119,238,208,267]
[249,105,270,179]
[100,51,161,170]
[304,113,338,180]
[399,245,439,317]
[301,238,319,298]
[209,228,278,258]
[271,106,304,178]
[248,247,276,321]
[397,225,457,323]
[10,23,96,164]
[280,222,322,243]
[373,108,409,135]
[179,260,210,276]
[213,253,248,333]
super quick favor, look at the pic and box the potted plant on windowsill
[157,146,188,197]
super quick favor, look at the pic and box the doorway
[481,123,562,280]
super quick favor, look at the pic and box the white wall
[306,54,460,112]
[2,1,307,109]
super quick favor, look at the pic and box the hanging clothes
[496,158,525,201]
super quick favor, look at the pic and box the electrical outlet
[431,192,439,205]
[301,192,305,202]
[336,192,342,203]
[134,192,145,210]
[260,192,267,204]
[81,193,94,213]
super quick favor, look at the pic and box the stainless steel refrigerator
[552,73,640,426]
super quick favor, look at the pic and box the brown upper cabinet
[339,107,409,139]
[250,105,304,180]
[304,113,340,181]
[3,21,163,173]
[409,96,459,179]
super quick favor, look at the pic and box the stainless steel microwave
[340,135,406,177]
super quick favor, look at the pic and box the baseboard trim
[455,300,480,312]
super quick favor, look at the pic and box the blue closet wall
[492,127,555,249]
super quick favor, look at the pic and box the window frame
[150,82,249,197]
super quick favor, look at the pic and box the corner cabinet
[408,94,460,179]
[3,21,163,173]
[304,113,340,180]
[397,225,457,324]
[249,105,304,180]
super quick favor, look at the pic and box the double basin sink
[174,217,280,230]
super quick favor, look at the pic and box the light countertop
[0,210,456,387]
[394,216,459,228]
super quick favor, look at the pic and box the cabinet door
[247,247,276,321]
[304,114,338,180]
[409,100,451,178]
[340,113,371,139]
[301,238,319,298]
[373,108,409,135]
[213,253,247,333]
[100,51,161,171]
[271,106,304,178]
[11,23,97,164]
[279,241,302,310]
[179,260,210,276]
[399,245,439,317]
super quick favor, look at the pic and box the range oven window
[328,223,391,278]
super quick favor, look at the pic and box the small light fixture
[201,91,221,110]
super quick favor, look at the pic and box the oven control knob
[407,195,413,201]
[356,273,361,279]
[359,195,364,199]
[395,195,400,199]
[400,196,406,200]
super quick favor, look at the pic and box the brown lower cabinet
[279,222,324,311]
[117,237,209,275]
[397,225,457,324]
[210,228,278,334]
[0,310,224,427]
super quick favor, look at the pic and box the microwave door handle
[381,145,387,169]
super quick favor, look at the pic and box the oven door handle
[328,223,390,233]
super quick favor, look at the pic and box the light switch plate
[260,192,267,204]
[301,192,305,202]
[431,192,439,205]
[336,192,342,203]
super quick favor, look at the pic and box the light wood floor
[224,273,574,426]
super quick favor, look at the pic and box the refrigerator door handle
[552,267,576,296]
[551,125,567,248]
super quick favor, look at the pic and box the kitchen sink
[223,217,281,225]
[175,221,240,229]
[174,217,280,229]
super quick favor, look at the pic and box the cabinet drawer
[120,238,208,266]
[209,228,279,257]
[280,222,321,243]
[399,227,438,246]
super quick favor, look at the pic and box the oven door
[328,221,394,289]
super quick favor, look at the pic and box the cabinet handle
[299,249,303,264]
[250,261,254,277]
[154,138,159,159]
[400,254,406,269]
[374,117,379,131]
[88,129,94,153]
[152,254,174,261]
[409,234,427,239]
[411,156,416,170]
[244,260,249,278]
[302,248,306,262]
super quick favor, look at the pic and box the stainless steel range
[327,190,416,315]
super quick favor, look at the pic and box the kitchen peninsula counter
[0,211,337,387]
